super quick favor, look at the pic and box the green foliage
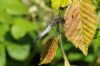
[0,0,28,15]
[0,0,100,66]
[0,44,6,66]
[11,18,34,39]
[6,42,30,61]
[0,11,13,24]
[0,0,32,66]
[0,24,9,41]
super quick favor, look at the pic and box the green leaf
[11,18,34,39]
[6,42,30,61]
[93,38,100,52]
[84,54,95,62]
[0,24,9,41]
[6,3,28,15]
[0,44,6,66]
[68,53,83,61]
[0,0,28,15]
[0,11,13,24]
[95,31,100,38]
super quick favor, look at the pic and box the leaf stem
[58,24,70,66]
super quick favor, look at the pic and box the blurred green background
[0,0,100,66]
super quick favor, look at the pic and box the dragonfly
[35,14,71,66]
[35,0,74,40]
[35,15,64,40]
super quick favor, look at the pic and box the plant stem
[58,24,70,66]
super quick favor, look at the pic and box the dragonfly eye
[57,15,65,24]
[50,15,64,26]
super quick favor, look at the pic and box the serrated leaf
[39,37,59,65]
[64,0,97,55]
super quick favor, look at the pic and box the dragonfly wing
[35,25,52,40]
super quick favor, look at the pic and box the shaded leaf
[0,24,9,41]
[68,53,83,61]
[84,54,95,62]
[64,0,97,55]
[0,44,6,66]
[93,38,100,52]
[39,37,59,65]
[6,42,30,61]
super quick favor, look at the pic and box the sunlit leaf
[11,18,34,39]
[0,11,13,24]
[0,0,28,15]
[51,0,70,12]
[39,37,59,65]
[51,0,61,11]
[61,0,70,7]
[64,0,98,55]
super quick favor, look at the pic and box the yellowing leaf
[61,0,70,7]
[51,0,70,12]
[51,0,61,10]
[64,0,97,55]
[39,37,59,65]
